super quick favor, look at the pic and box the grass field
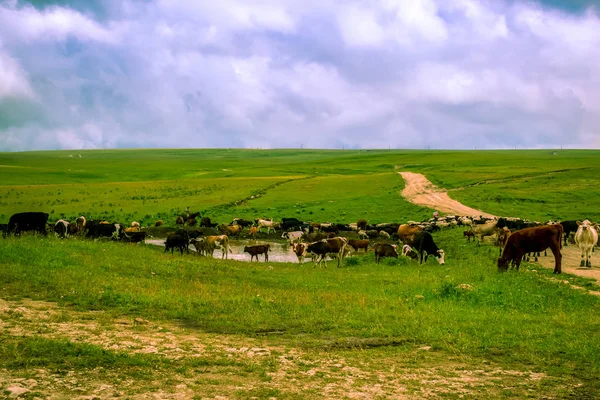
[1,149,600,398]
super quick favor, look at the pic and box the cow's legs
[550,246,562,274]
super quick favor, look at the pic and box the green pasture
[1,149,599,224]
[0,231,599,397]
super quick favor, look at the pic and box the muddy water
[146,239,300,263]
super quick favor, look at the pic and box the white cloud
[0,47,36,100]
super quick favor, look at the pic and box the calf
[373,243,398,263]
[471,221,498,245]
[498,224,563,274]
[255,218,276,234]
[413,231,445,265]
[244,244,271,262]
[575,220,598,267]
[347,239,370,253]
[401,244,418,259]
[292,243,311,265]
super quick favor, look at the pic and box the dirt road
[399,172,496,218]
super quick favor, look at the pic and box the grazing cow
[413,231,445,265]
[232,218,254,228]
[401,244,418,259]
[87,223,123,240]
[121,231,146,243]
[54,219,69,238]
[575,220,599,267]
[155,220,163,227]
[347,239,370,253]
[357,219,367,230]
[463,230,475,242]
[358,230,369,239]
[219,224,242,237]
[244,244,271,262]
[470,221,499,245]
[165,233,189,255]
[373,243,398,264]
[378,230,391,239]
[248,226,258,239]
[75,216,86,235]
[282,231,304,245]
[397,224,423,245]
[176,216,185,225]
[205,235,233,259]
[560,220,580,247]
[255,218,276,234]
[6,212,50,237]
[498,224,563,274]
[306,237,348,268]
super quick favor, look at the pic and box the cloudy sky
[1,0,599,151]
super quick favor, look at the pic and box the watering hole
[146,239,302,263]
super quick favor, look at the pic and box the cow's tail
[558,225,564,250]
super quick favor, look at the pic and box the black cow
[86,223,123,240]
[165,233,189,255]
[231,218,254,228]
[413,231,445,265]
[373,243,398,264]
[200,217,218,228]
[6,212,49,237]
[281,217,304,231]
[0,224,8,237]
[306,238,347,268]
[560,221,579,247]
[121,231,147,243]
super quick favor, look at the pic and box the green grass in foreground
[0,231,599,389]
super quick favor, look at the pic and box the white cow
[282,231,303,244]
[256,218,276,234]
[575,220,598,267]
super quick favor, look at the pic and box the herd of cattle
[2,212,598,273]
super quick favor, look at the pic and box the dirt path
[535,245,600,289]
[399,172,496,218]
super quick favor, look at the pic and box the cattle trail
[399,172,497,218]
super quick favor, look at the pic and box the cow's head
[577,220,593,231]
[497,257,509,271]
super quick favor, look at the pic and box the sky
[1,0,599,151]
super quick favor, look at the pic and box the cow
[244,244,271,262]
[282,231,304,245]
[86,223,123,240]
[292,243,312,265]
[219,224,242,237]
[54,219,69,238]
[401,244,418,259]
[155,220,163,227]
[75,216,86,235]
[463,230,475,243]
[189,238,206,255]
[498,224,563,274]
[347,239,370,253]
[357,219,367,230]
[413,231,445,265]
[373,243,398,263]
[232,218,253,228]
[303,232,328,242]
[281,217,304,231]
[575,220,599,267]
[358,230,369,239]
[470,221,499,245]
[176,216,185,225]
[497,227,511,255]
[68,222,79,236]
[124,226,141,233]
[6,212,49,237]
[560,220,580,247]
[121,231,147,243]
[185,217,198,227]
[131,221,140,229]
[319,224,339,234]
[306,237,348,268]
[187,230,204,239]
[397,224,423,245]
[255,218,276,234]
[204,235,233,259]
[200,217,218,228]
[165,233,189,255]
[248,226,258,239]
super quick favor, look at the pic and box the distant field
[0,149,598,224]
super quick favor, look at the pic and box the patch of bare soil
[0,298,562,399]
[533,245,600,293]
[399,172,496,218]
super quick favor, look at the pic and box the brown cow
[347,239,370,253]
[463,230,475,243]
[292,243,310,264]
[397,224,423,245]
[498,224,563,274]
[244,244,271,262]
[357,219,367,230]
[220,224,242,237]
[204,235,233,259]
[248,226,258,239]
[373,243,398,263]
[124,226,141,233]
[155,220,163,227]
